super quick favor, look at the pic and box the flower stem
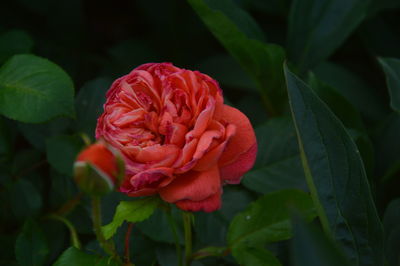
[166,208,182,266]
[182,212,193,266]
[91,196,119,260]
[47,214,81,249]
[124,223,134,264]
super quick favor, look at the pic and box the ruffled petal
[218,105,257,166]
[175,189,222,212]
[159,166,220,202]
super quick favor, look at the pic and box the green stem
[47,214,81,249]
[91,196,119,260]
[182,212,193,266]
[166,208,182,266]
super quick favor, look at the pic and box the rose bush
[96,63,257,212]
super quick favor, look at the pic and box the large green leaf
[378,57,400,113]
[227,189,316,263]
[291,216,351,266]
[242,117,307,194]
[0,30,33,64]
[383,199,400,266]
[287,0,370,71]
[9,179,42,220]
[53,247,119,266]
[0,54,75,123]
[285,66,384,266]
[15,219,49,266]
[102,197,160,240]
[188,0,286,115]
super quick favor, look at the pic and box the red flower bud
[74,142,125,196]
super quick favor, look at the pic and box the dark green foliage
[0,0,398,265]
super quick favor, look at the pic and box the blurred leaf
[227,189,316,251]
[102,197,160,240]
[199,0,266,41]
[11,149,43,176]
[18,117,71,151]
[382,199,400,266]
[138,206,184,245]
[243,117,307,194]
[197,54,257,92]
[9,179,42,220]
[15,219,49,266]
[0,54,75,123]
[0,117,16,162]
[287,0,370,71]
[291,216,351,266]
[49,171,78,209]
[53,247,119,266]
[313,61,387,123]
[285,66,385,266]
[75,78,112,138]
[233,247,281,266]
[379,57,400,113]
[0,30,33,64]
[360,15,400,59]
[188,0,286,115]
[46,135,83,176]
[244,0,291,16]
[368,0,400,16]
[194,212,227,246]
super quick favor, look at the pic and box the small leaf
[46,135,83,176]
[15,219,49,266]
[228,189,316,248]
[0,54,75,123]
[102,197,160,240]
[287,0,370,71]
[291,216,351,266]
[0,30,33,64]
[53,247,119,266]
[285,65,385,266]
[378,57,400,113]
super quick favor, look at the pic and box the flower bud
[74,142,125,196]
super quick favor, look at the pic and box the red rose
[96,63,257,212]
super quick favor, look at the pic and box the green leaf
[188,0,286,115]
[291,216,351,266]
[228,189,316,248]
[284,66,385,266]
[9,179,42,220]
[46,135,83,176]
[287,0,370,71]
[313,61,387,123]
[0,54,75,123]
[15,219,49,266]
[75,78,112,138]
[379,57,400,113]
[242,116,307,194]
[233,247,282,266]
[0,30,33,64]
[18,117,71,151]
[102,197,160,240]
[53,247,119,266]
[137,206,184,245]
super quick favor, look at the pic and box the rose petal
[135,144,179,167]
[175,189,222,212]
[220,143,257,184]
[159,166,220,202]
[130,167,175,191]
[218,105,257,166]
